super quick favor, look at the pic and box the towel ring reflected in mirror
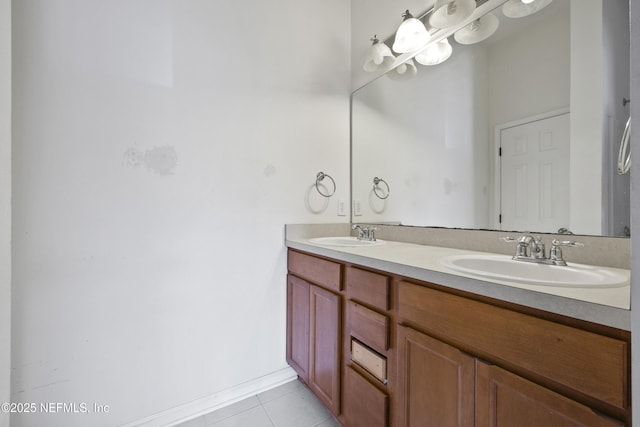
[373,177,390,199]
[315,172,336,197]
[618,116,631,175]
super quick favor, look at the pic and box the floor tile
[203,395,261,425]
[208,405,274,427]
[262,385,332,427]
[257,379,305,404]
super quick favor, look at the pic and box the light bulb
[392,10,430,53]
[429,0,476,29]
[502,0,553,18]
[363,36,395,72]
[387,59,417,80]
[415,38,453,66]
[454,13,499,45]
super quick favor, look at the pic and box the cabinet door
[396,326,475,427]
[309,284,341,416]
[344,366,389,427]
[476,361,624,427]
[286,275,309,383]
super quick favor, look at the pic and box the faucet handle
[551,239,585,248]
[501,236,529,257]
[549,240,584,265]
[368,227,379,241]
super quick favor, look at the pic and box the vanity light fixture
[387,59,417,80]
[429,0,476,29]
[502,0,553,18]
[454,13,499,45]
[415,37,453,65]
[392,10,430,53]
[363,35,396,72]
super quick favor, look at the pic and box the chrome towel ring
[315,172,336,197]
[618,116,631,175]
[373,177,390,199]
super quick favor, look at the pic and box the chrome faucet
[501,235,584,266]
[352,224,378,241]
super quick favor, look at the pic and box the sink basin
[308,236,385,247]
[440,254,629,288]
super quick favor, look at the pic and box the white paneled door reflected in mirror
[352,0,630,237]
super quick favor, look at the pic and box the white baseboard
[120,367,298,427]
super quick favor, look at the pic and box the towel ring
[373,177,390,199]
[315,172,336,197]
[617,117,631,175]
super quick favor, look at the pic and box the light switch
[337,199,346,216]
[353,199,362,216]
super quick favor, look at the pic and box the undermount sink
[440,254,629,288]
[308,236,385,247]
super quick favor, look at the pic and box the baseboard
[120,367,298,427]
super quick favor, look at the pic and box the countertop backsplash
[285,223,630,270]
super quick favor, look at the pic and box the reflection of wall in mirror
[352,47,490,228]
[602,0,631,236]
[352,2,570,230]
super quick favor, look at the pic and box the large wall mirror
[352,0,630,237]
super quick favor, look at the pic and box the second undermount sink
[440,254,629,288]
[308,236,385,247]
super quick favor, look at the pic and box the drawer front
[344,367,389,427]
[288,250,342,292]
[348,300,390,352]
[398,281,628,410]
[346,266,390,311]
[351,339,387,384]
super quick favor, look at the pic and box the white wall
[488,6,569,129]
[10,1,350,426]
[352,47,491,228]
[0,0,11,426]
[569,0,603,234]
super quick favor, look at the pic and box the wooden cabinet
[397,280,630,426]
[396,325,475,427]
[396,322,624,427]
[344,367,389,427]
[286,251,342,417]
[476,361,624,427]
[308,284,341,415]
[286,275,310,382]
[286,249,631,426]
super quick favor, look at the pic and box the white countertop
[286,236,631,331]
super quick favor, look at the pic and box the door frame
[492,107,570,230]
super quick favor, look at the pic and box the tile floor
[174,379,341,427]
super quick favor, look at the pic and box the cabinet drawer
[346,266,390,310]
[288,250,342,292]
[398,281,629,410]
[348,300,389,351]
[344,367,389,427]
[352,339,387,384]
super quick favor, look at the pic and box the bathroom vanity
[285,225,631,427]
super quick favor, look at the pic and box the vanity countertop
[285,233,631,331]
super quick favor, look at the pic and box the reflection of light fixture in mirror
[429,0,476,29]
[387,59,417,80]
[392,10,430,53]
[363,35,396,72]
[415,38,453,65]
[454,13,499,45]
[502,0,553,18]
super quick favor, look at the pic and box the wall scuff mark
[123,146,178,176]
